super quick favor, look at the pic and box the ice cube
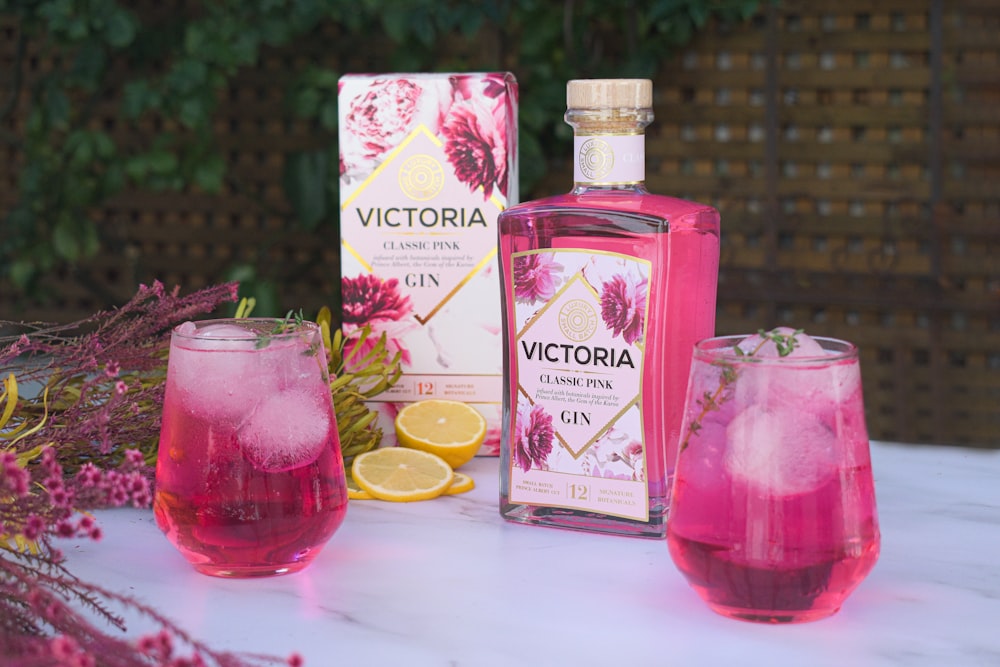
[676,413,730,493]
[259,337,327,392]
[237,388,333,472]
[168,344,264,426]
[737,327,826,358]
[733,329,863,432]
[175,321,198,336]
[183,323,259,349]
[724,403,836,495]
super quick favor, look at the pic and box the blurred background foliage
[0,0,760,313]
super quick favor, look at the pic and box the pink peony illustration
[341,273,418,366]
[441,99,508,199]
[513,400,554,473]
[513,253,563,304]
[600,272,648,345]
[340,78,455,181]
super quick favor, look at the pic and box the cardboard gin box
[338,73,518,456]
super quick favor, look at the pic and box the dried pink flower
[1,283,296,666]
[1,451,30,495]
[54,520,77,538]
[23,515,45,540]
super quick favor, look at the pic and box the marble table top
[62,441,1000,666]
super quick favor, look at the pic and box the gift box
[338,72,518,456]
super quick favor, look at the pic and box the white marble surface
[62,442,1000,666]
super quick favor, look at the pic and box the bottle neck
[566,108,652,189]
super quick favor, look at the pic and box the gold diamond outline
[340,123,506,323]
[514,265,642,460]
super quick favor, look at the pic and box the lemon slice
[395,399,487,469]
[443,472,475,495]
[351,447,454,502]
[346,474,374,500]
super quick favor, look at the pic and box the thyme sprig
[679,328,803,453]
[233,299,309,350]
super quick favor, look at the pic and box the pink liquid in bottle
[498,80,720,537]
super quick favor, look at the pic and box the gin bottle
[498,79,720,538]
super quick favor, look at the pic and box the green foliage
[0,0,760,303]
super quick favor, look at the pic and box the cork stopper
[566,79,652,110]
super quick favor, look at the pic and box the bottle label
[508,248,650,521]
[573,134,645,185]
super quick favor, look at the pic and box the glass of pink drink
[154,318,348,577]
[666,330,880,622]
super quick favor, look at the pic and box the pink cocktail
[154,318,347,577]
[666,330,880,622]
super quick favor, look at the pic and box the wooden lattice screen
[644,0,1000,447]
[2,1,998,447]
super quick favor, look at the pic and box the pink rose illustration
[441,98,509,199]
[341,273,418,366]
[513,400,554,473]
[600,272,648,345]
[513,253,563,304]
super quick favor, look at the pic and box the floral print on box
[340,74,514,201]
[339,73,516,458]
[340,273,418,368]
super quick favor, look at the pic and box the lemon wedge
[351,447,454,502]
[346,474,374,500]
[394,399,487,469]
[443,472,475,495]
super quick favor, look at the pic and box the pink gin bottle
[498,79,720,538]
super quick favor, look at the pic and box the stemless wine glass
[666,331,880,623]
[153,318,348,577]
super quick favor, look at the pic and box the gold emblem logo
[579,138,614,181]
[558,299,598,342]
[398,154,445,201]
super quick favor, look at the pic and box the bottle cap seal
[567,79,652,109]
